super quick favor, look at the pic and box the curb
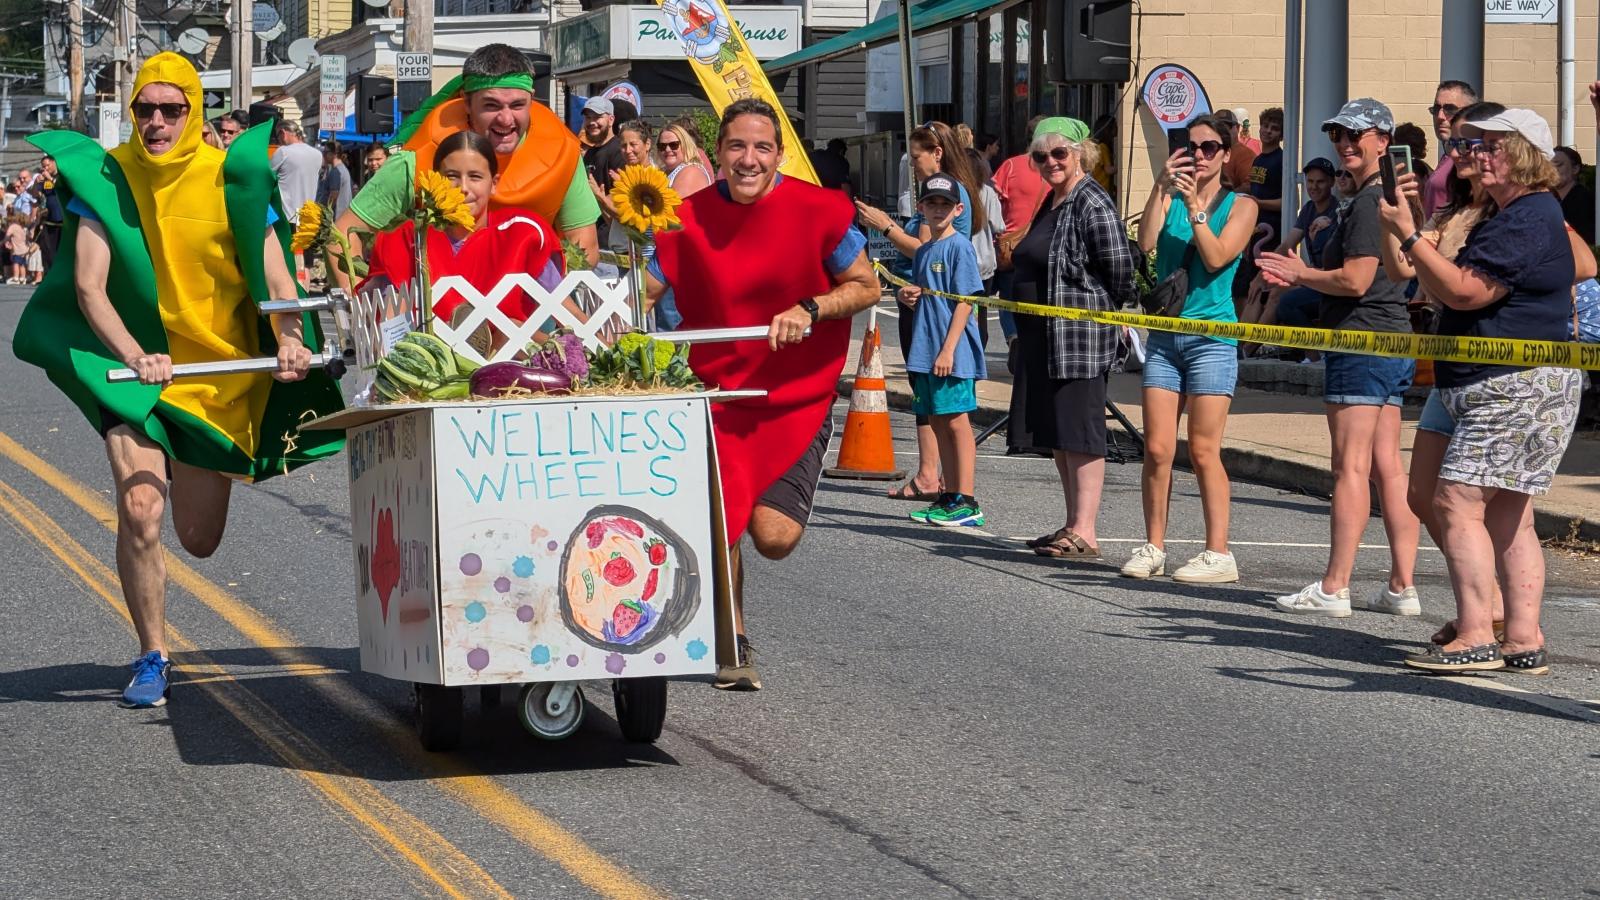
[837,375,1600,544]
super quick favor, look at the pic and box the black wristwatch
[799,297,821,323]
[1400,231,1424,254]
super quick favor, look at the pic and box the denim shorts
[1323,352,1414,406]
[1142,332,1238,397]
[1416,388,1455,436]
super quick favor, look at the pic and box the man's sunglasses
[657,139,681,151]
[1187,140,1224,159]
[131,102,189,121]
[1325,125,1376,143]
[1335,171,1355,180]
[1443,137,1483,154]
[1429,103,1462,117]
[1030,146,1072,164]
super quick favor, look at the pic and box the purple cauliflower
[527,331,590,384]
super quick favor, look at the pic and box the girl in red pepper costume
[645,100,880,691]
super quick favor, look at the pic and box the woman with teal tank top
[1127,114,1259,585]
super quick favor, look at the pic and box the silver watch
[1190,210,1209,226]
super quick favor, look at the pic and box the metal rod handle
[107,346,342,383]
[667,325,810,344]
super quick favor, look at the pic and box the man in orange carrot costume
[334,43,600,264]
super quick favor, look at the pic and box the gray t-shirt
[1317,182,1411,333]
[271,141,324,224]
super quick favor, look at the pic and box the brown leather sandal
[1034,531,1100,558]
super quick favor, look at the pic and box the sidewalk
[838,318,1600,543]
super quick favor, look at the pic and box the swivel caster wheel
[518,682,585,740]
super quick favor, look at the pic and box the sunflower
[416,169,477,232]
[610,165,682,236]
[290,201,331,253]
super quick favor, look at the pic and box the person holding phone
[1123,115,1257,583]
[1257,99,1422,619]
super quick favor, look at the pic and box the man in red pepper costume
[647,99,879,690]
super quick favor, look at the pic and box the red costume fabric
[363,207,562,322]
[653,177,856,540]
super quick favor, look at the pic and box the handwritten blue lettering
[500,410,528,457]
[544,461,570,500]
[574,460,605,497]
[455,465,509,502]
[665,409,690,451]
[450,413,497,458]
[649,455,679,496]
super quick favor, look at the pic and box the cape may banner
[1140,63,1212,134]
[653,0,818,184]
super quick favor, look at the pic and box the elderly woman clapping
[1378,109,1580,675]
[1008,118,1135,559]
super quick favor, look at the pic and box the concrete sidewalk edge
[835,375,1600,544]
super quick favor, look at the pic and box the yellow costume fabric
[110,52,268,458]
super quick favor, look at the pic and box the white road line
[1433,676,1600,724]
[1003,536,1442,552]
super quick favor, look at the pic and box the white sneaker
[1355,585,1421,616]
[1171,549,1239,583]
[1120,543,1166,578]
[1274,582,1352,617]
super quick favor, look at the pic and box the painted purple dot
[467,647,489,670]
[654,652,666,664]
[494,576,511,593]
[604,652,626,675]
[459,553,482,576]
[516,604,535,622]
[566,654,580,667]
[547,540,559,551]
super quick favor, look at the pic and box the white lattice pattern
[429,271,635,366]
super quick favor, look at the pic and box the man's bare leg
[715,506,806,691]
[105,427,173,657]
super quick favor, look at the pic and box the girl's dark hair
[1440,101,1506,219]
[435,130,499,178]
[1555,145,1583,169]
[718,99,783,151]
[1186,114,1233,150]
[910,121,987,233]
[619,119,652,144]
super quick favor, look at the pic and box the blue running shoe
[120,651,171,708]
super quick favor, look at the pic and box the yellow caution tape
[873,261,1600,371]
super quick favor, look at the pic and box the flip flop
[1034,531,1100,558]
[1026,527,1071,549]
[888,481,941,502]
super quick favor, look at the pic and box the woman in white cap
[1257,98,1422,621]
[1379,108,1582,675]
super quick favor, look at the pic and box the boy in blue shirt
[897,174,988,526]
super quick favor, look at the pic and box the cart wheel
[414,683,463,752]
[479,685,503,710]
[612,677,668,743]
[517,682,585,740]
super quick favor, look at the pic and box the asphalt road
[2,283,1599,899]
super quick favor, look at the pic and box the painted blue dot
[512,556,535,578]
[685,639,708,661]
[530,644,551,665]
[464,601,486,623]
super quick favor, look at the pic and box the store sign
[1140,63,1211,132]
[628,5,799,60]
[320,54,347,94]
[1484,0,1556,25]
[395,52,432,82]
[553,10,616,74]
[320,92,346,128]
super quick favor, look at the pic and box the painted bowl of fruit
[559,506,700,652]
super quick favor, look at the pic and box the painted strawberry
[603,555,636,586]
[646,539,667,566]
[640,568,660,602]
[612,601,643,638]
[585,520,607,548]
[603,515,646,538]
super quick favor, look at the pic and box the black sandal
[1404,642,1504,673]
[1503,647,1550,676]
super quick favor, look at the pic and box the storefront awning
[765,0,1022,74]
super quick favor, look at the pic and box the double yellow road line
[0,431,663,900]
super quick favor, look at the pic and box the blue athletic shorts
[909,372,977,416]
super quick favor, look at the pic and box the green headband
[462,73,534,93]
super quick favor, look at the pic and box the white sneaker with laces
[1274,582,1352,617]
[1172,549,1239,584]
[1355,585,1421,616]
[1120,543,1167,578]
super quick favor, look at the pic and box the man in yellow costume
[13,53,345,708]
[334,43,601,264]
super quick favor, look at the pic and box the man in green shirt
[333,44,599,271]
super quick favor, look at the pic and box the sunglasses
[1335,171,1354,180]
[1443,137,1483,154]
[1428,103,1461,117]
[1470,140,1506,158]
[657,140,681,151]
[1187,140,1224,159]
[1325,125,1377,143]
[1030,147,1072,164]
[131,102,189,121]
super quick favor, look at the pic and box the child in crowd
[4,214,27,284]
[25,234,42,285]
[897,174,988,526]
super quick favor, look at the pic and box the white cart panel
[430,397,718,684]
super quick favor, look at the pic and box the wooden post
[68,0,85,131]
[231,0,253,111]
[405,0,434,53]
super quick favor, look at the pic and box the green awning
[765,0,1022,74]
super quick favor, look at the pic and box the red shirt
[993,154,1047,233]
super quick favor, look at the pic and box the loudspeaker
[357,75,396,134]
[397,81,431,120]
[1047,0,1133,84]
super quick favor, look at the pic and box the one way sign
[1484,0,1557,24]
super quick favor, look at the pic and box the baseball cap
[1302,157,1337,176]
[1033,116,1090,143]
[919,174,962,204]
[582,97,614,116]
[1322,98,1394,134]
[1461,108,1556,159]
[1212,108,1238,126]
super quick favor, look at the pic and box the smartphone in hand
[1379,152,1398,206]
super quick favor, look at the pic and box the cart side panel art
[350,412,442,682]
[432,399,718,683]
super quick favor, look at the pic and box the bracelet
[1399,231,1424,254]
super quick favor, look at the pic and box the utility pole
[113,0,135,114]
[67,0,86,131]
[405,0,435,53]
[231,0,253,111]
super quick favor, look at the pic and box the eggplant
[469,361,573,398]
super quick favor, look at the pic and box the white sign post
[395,52,432,83]
[319,54,348,133]
[1484,0,1557,24]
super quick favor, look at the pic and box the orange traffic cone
[825,310,906,481]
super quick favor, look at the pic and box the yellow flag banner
[651,0,819,184]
